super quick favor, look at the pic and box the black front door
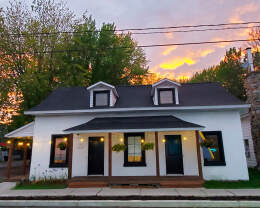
[88,137,104,175]
[165,135,184,174]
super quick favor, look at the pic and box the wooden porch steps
[68,176,204,188]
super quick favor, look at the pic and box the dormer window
[93,90,110,107]
[158,88,175,105]
[87,81,119,108]
[151,78,181,106]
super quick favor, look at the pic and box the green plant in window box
[57,142,67,150]
[112,144,126,152]
[142,142,154,151]
[200,140,214,148]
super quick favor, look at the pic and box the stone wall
[246,71,260,169]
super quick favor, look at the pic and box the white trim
[152,78,181,87]
[65,127,205,134]
[87,81,119,97]
[24,104,251,115]
[5,122,34,138]
[87,81,114,90]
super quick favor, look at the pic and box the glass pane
[202,134,221,162]
[95,93,108,106]
[128,136,142,162]
[54,137,67,164]
[160,90,173,104]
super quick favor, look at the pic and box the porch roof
[64,116,204,133]
[5,122,34,138]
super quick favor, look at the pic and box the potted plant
[142,142,154,151]
[112,144,126,152]
[57,142,67,150]
[200,140,214,148]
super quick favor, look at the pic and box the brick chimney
[245,47,260,169]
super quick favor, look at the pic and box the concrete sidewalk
[0,182,260,198]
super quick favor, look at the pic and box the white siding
[241,115,257,167]
[30,109,249,181]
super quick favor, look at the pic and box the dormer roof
[87,81,119,97]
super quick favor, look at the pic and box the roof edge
[24,104,251,116]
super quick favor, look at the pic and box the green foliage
[57,142,67,150]
[141,142,154,151]
[204,168,260,189]
[190,48,248,101]
[0,0,148,131]
[14,179,67,189]
[112,144,126,152]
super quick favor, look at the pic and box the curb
[1,200,260,207]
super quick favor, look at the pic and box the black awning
[64,116,204,132]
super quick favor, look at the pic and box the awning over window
[64,116,204,133]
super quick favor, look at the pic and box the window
[158,88,175,105]
[124,133,146,166]
[244,139,250,159]
[202,131,226,166]
[49,135,69,168]
[93,90,110,107]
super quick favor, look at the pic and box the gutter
[24,104,251,116]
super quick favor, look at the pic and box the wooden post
[108,133,112,177]
[68,134,73,179]
[6,139,14,179]
[22,143,28,175]
[155,131,160,177]
[195,131,203,178]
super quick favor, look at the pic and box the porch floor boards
[68,176,204,188]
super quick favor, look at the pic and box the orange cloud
[162,46,177,56]
[165,32,174,39]
[212,37,230,48]
[229,3,259,23]
[160,57,196,70]
[200,49,215,57]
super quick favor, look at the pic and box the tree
[190,48,247,101]
[0,0,149,131]
[59,18,148,86]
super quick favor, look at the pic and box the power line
[1,38,259,56]
[118,21,260,31]
[3,21,260,36]
[131,25,260,35]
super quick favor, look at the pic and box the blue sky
[1,0,259,79]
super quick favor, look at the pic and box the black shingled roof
[27,82,244,112]
[64,116,204,132]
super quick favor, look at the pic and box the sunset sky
[2,0,259,80]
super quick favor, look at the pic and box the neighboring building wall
[246,71,260,169]
[241,115,257,167]
[30,109,248,181]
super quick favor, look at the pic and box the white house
[13,78,250,187]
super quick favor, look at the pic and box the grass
[13,182,67,190]
[204,168,260,189]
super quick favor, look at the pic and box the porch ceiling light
[18,142,23,146]
[141,139,145,143]
[64,137,68,142]
[162,138,166,143]
[100,137,104,142]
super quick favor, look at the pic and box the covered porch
[65,116,205,188]
[3,122,34,180]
